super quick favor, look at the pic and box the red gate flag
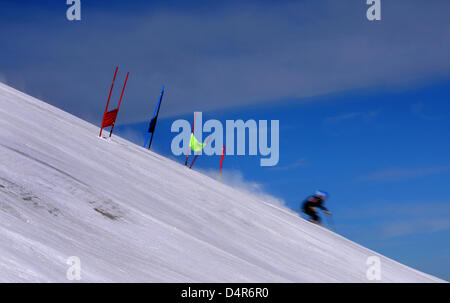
[102,109,118,128]
[99,67,130,137]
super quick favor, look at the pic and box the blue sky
[116,80,450,280]
[1,0,449,280]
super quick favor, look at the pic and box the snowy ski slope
[0,82,444,282]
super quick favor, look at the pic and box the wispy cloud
[381,219,450,238]
[270,157,307,171]
[324,110,382,124]
[343,201,450,219]
[342,201,450,238]
[323,109,382,136]
[324,112,362,123]
[1,1,449,123]
[411,102,450,121]
[358,166,450,182]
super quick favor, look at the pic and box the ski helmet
[315,190,329,199]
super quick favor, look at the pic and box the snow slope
[0,82,444,282]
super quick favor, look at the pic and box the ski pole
[326,215,336,232]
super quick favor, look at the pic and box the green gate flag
[190,134,205,152]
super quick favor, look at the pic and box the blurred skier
[302,190,332,225]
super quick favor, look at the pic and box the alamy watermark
[366,256,381,281]
[66,256,82,281]
[366,0,381,21]
[171,112,279,167]
[66,0,81,21]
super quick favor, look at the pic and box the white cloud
[1,1,449,123]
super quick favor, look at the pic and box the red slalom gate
[219,145,225,178]
[99,67,130,138]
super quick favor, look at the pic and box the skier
[302,190,332,225]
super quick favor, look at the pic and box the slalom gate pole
[117,72,129,110]
[143,133,151,148]
[219,145,225,179]
[109,125,114,137]
[184,113,196,166]
[326,215,336,232]
[189,154,199,169]
[99,67,118,137]
[147,87,165,150]
[147,132,155,150]
[109,72,129,137]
